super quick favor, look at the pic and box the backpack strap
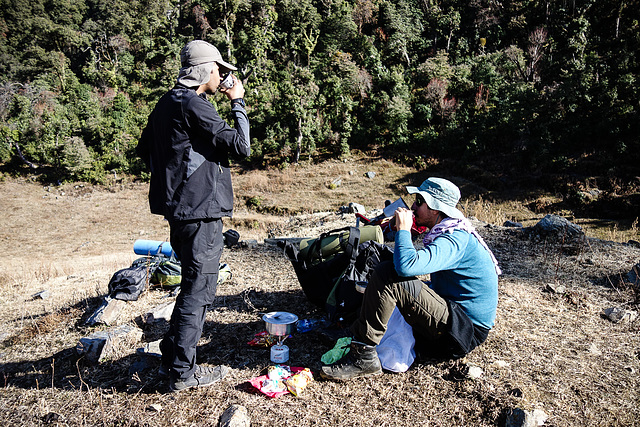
[341,226,361,265]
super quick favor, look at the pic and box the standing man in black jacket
[137,40,250,392]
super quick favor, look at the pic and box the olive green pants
[351,261,450,346]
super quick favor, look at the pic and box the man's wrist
[231,98,245,108]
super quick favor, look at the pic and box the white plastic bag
[376,307,416,372]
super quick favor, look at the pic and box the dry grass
[1,156,639,426]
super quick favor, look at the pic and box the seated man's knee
[369,260,398,290]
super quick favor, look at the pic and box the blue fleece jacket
[394,229,498,329]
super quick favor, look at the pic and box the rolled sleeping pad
[133,239,175,257]
[299,225,383,260]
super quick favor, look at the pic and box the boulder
[531,214,584,239]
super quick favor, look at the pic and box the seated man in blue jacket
[322,177,500,380]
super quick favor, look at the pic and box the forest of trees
[0,0,638,183]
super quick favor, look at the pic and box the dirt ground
[1,161,639,426]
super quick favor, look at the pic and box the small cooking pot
[263,311,298,336]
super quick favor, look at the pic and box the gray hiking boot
[170,364,229,392]
[321,341,382,380]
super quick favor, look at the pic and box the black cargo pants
[160,218,223,380]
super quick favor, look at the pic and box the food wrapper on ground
[248,367,312,398]
[247,331,278,347]
[260,378,286,393]
[284,368,314,397]
[267,365,292,380]
[321,337,352,364]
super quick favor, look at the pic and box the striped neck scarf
[423,218,502,275]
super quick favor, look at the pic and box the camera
[220,73,235,89]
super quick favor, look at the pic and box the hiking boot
[321,341,382,380]
[170,364,229,392]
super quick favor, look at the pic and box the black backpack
[326,240,394,323]
[108,265,150,301]
[108,255,166,301]
[283,226,392,324]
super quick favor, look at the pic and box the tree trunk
[295,116,302,163]
[12,141,38,169]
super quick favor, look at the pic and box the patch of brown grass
[1,155,639,426]
[233,156,416,215]
[6,308,81,346]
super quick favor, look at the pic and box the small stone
[32,290,50,300]
[219,404,250,427]
[85,297,127,326]
[588,343,602,355]
[492,360,509,368]
[147,404,162,412]
[42,412,65,423]
[241,239,258,249]
[349,202,366,214]
[136,339,162,358]
[364,171,376,179]
[602,307,638,324]
[505,408,548,427]
[142,302,175,325]
[627,262,640,284]
[466,365,483,379]
[508,388,523,397]
[76,324,143,365]
[544,283,566,294]
[531,214,583,239]
[504,220,523,228]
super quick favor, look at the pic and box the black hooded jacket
[137,84,250,222]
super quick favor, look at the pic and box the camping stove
[263,311,298,363]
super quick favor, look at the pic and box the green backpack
[152,258,182,289]
[151,259,232,289]
[131,255,232,290]
[284,225,384,323]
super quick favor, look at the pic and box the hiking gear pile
[283,225,392,324]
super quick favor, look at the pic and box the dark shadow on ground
[1,282,449,395]
[0,289,334,395]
